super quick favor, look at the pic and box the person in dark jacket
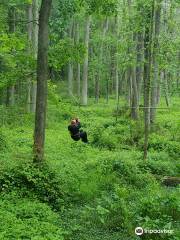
[68,118,88,143]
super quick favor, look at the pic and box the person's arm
[76,122,81,129]
[75,118,81,129]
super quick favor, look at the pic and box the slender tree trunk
[68,63,73,96]
[115,66,119,102]
[177,52,180,95]
[143,1,154,160]
[126,68,132,107]
[106,45,110,103]
[81,15,91,105]
[26,3,33,112]
[131,64,139,120]
[7,7,16,106]
[115,16,120,102]
[31,0,38,113]
[76,22,81,97]
[150,0,162,125]
[96,17,109,103]
[95,74,99,103]
[136,31,144,103]
[68,20,74,96]
[164,70,170,106]
[33,0,52,162]
[6,86,15,106]
[127,0,139,119]
[156,71,163,104]
[131,33,139,120]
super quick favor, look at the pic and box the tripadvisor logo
[135,227,174,236]
[135,227,144,236]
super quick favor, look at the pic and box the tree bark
[131,64,139,120]
[68,20,74,96]
[131,33,139,120]
[150,0,162,125]
[164,70,170,107]
[76,22,81,97]
[96,17,109,103]
[143,1,154,160]
[115,16,120,102]
[162,176,180,187]
[81,15,91,105]
[31,0,39,113]
[6,7,16,106]
[136,31,144,103]
[126,68,132,107]
[33,0,52,162]
[26,3,33,113]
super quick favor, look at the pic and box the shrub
[0,129,7,150]
[138,159,178,177]
[0,195,64,240]
[0,162,65,210]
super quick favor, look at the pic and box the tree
[31,0,39,113]
[150,0,162,125]
[67,19,74,97]
[33,0,52,162]
[143,0,155,160]
[81,15,91,105]
[6,7,16,107]
[76,21,81,97]
[26,2,33,112]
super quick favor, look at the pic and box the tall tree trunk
[81,15,91,105]
[7,7,16,106]
[6,86,15,106]
[143,1,154,160]
[31,0,39,113]
[106,45,110,103]
[68,20,74,96]
[96,17,109,103]
[150,0,162,125]
[126,68,132,107]
[164,70,170,106]
[26,3,33,112]
[131,33,139,120]
[127,1,139,119]
[131,64,139,119]
[136,31,144,104]
[177,52,180,95]
[33,0,52,162]
[68,63,73,96]
[76,22,81,97]
[115,16,120,102]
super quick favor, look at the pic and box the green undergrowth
[0,97,179,240]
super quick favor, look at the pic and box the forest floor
[0,97,179,240]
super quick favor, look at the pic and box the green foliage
[0,128,7,151]
[135,190,180,239]
[0,97,179,239]
[145,133,180,159]
[85,0,118,15]
[0,194,64,240]
[0,162,65,210]
[0,33,35,90]
[49,38,86,70]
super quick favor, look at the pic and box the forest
[0,0,180,239]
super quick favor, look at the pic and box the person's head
[71,119,76,125]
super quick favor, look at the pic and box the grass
[0,96,179,240]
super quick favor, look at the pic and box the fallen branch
[162,176,180,187]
